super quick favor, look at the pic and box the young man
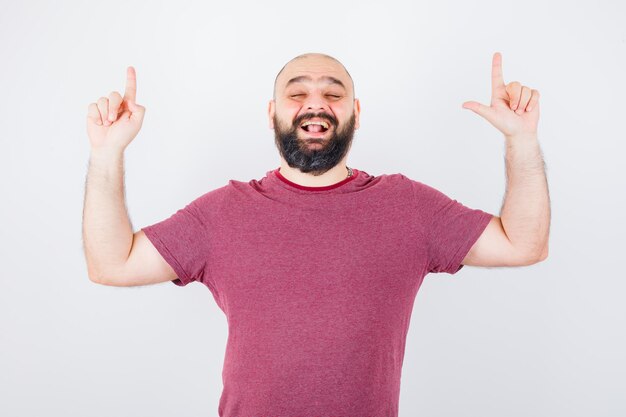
[83,52,550,416]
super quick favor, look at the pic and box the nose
[302,91,332,114]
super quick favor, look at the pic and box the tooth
[301,120,330,129]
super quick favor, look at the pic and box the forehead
[276,57,352,93]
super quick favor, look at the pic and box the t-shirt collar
[273,167,359,192]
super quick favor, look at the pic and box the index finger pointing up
[491,52,505,93]
[124,66,137,103]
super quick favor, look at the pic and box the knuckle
[506,83,519,94]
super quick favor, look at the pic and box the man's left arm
[460,52,551,267]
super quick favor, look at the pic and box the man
[83,52,550,416]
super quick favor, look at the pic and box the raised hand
[462,52,540,139]
[86,66,146,153]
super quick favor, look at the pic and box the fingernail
[109,115,115,121]
[527,106,532,112]
[97,120,102,125]
[511,104,517,110]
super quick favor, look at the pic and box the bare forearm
[82,150,133,281]
[500,133,551,259]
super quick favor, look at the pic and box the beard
[273,111,356,176]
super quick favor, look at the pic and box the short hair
[273,53,355,99]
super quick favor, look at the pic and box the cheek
[279,100,301,113]
[277,105,300,124]
[331,103,351,115]
[329,106,350,124]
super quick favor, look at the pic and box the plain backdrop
[1,0,625,416]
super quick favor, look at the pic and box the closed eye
[289,94,341,98]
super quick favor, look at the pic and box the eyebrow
[285,75,346,89]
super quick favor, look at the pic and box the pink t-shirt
[142,167,493,417]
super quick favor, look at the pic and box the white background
[1,0,625,416]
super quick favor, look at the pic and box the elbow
[532,242,549,264]
[88,271,106,285]
[87,265,103,284]
[89,274,118,286]
[539,238,549,261]
[515,241,548,266]
[89,269,127,287]
[87,265,113,286]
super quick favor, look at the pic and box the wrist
[90,147,124,161]
[504,132,538,143]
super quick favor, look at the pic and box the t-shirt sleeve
[411,179,493,275]
[141,198,209,287]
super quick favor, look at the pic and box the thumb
[127,99,139,112]
[127,99,145,118]
[462,101,494,122]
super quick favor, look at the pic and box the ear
[353,98,361,129]
[268,99,275,129]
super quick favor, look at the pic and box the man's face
[269,56,361,176]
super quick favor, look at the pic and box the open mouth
[300,120,330,134]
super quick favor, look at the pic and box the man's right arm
[82,66,178,287]
[82,150,177,287]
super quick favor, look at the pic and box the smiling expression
[269,53,360,138]
[268,54,361,174]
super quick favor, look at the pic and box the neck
[277,159,351,187]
